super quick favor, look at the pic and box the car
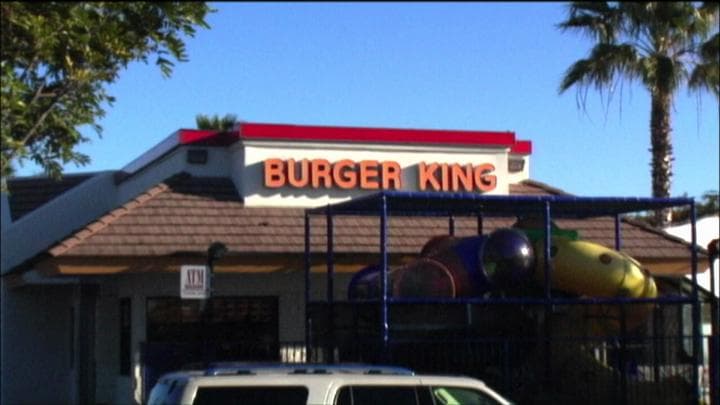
[147,363,513,405]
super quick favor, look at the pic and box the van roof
[200,362,415,376]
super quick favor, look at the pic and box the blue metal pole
[709,239,719,405]
[614,214,622,251]
[326,206,335,363]
[326,206,334,304]
[690,202,701,404]
[612,212,627,401]
[304,213,311,354]
[544,202,552,301]
[619,303,628,405]
[543,202,553,398]
[380,194,389,361]
[477,212,483,235]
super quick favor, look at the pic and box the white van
[147,363,513,405]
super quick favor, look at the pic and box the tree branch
[5,83,74,166]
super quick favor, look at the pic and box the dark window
[335,386,352,405]
[431,386,503,405]
[147,380,170,405]
[193,386,308,405]
[119,298,131,375]
[335,386,419,405]
[146,297,279,360]
[147,379,187,405]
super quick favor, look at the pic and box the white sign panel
[180,265,210,299]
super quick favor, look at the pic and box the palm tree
[558,2,719,226]
[195,114,238,131]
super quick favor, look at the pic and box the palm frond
[688,33,719,97]
[698,2,720,20]
[640,54,688,95]
[195,113,237,131]
[559,43,639,94]
[699,32,719,60]
[558,2,619,43]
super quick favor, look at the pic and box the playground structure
[303,192,717,404]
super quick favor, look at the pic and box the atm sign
[180,265,209,299]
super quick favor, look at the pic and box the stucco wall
[1,282,76,405]
[94,278,121,404]
[0,191,10,231]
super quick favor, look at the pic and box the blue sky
[15,2,720,199]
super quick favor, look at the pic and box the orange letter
[359,160,380,189]
[451,163,473,192]
[311,159,332,188]
[333,159,357,189]
[287,159,310,188]
[381,161,402,190]
[418,162,441,191]
[264,159,285,188]
[440,163,450,191]
[474,163,497,192]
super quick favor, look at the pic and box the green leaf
[1,2,212,184]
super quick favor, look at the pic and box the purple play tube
[348,228,535,299]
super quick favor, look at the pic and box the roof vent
[187,149,208,165]
[508,158,524,173]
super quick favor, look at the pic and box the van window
[335,386,423,405]
[147,380,169,405]
[148,379,186,405]
[431,386,503,405]
[193,386,308,405]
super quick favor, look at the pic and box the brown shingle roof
[47,173,286,256]
[509,180,567,196]
[44,174,698,267]
[7,173,95,220]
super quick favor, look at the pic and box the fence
[140,333,712,404]
[302,300,711,405]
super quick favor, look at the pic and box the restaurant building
[0,122,711,404]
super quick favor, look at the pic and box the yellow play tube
[533,236,657,334]
[533,236,657,299]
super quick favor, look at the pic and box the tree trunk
[650,91,673,226]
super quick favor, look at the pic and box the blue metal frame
[380,194,389,359]
[304,213,310,352]
[304,191,704,402]
[710,241,719,405]
[305,191,689,218]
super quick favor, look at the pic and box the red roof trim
[176,124,530,151]
[179,129,218,144]
[511,140,532,155]
[179,129,239,146]
[240,123,517,148]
